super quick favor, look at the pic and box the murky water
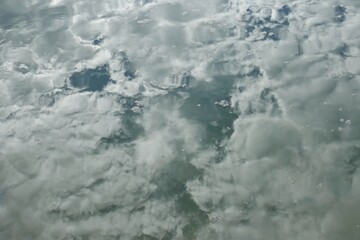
[1,0,360,239]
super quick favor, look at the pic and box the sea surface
[0,0,360,239]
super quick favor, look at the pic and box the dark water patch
[51,203,122,222]
[122,56,136,80]
[297,40,304,56]
[344,147,360,176]
[245,66,262,78]
[95,95,145,152]
[232,86,282,117]
[178,77,238,166]
[97,116,144,151]
[248,22,288,41]
[259,88,282,116]
[38,88,68,107]
[13,62,38,74]
[334,44,349,58]
[152,160,203,199]
[326,147,360,195]
[169,71,195,89]
[97,131,135,150]
[279,5,291,16]
[134,231,174,240]
[92,36,104,45]
[150,159,208,239]
[112,51,137,80]
[334,5,346,23]
[263,200,290,219]
[148,73,195,93]
[178,192,210,240]
[69,64,113,91]
[180,78,238,145]
[242,7,289,41]
[264,24,287,41]
[117,94,143,106]
[147,90,187,110]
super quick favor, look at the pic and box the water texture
[0,0,360,239]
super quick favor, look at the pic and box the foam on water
[0,0,360,239]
